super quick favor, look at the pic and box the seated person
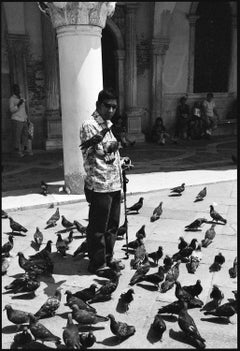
[111,116,135,148]
[202,92,220,138]
[151,117,171,145]
[188,101,204,139]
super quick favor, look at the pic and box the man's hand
[17,98,24,108]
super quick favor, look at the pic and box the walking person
[79,88,127,275]
[9,84,33,156]
[175,96,190,140]
[202,93,220,138]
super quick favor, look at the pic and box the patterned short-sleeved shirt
[79,110,123,193]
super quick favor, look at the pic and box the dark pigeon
[40,180,48,196]
[61,215,74,229]
[17,252,53,276]
[79,331,96,349]
[62,313,82,349]
[204,301,236,322]
[4,305,30,329]
[2,234,14,256]
[79,127,110,150]
[135,224,146,239]
[151,312,166,340]
[2,256,10,275]
[150,201,163,222]
[2,209,8,218]
[209,252,225,272]
[73,239,88,257]
[118,288,134,313]
[13,326,33,347]
[178,236,188,251]
[126,197,144,214]
[201,224,216,247]
[129,254,151,285]
[139,266,165,289]
[209,205,227,224]
[148,246,163,265]
[182,280,203,298]
[34,287,62,319]
[194,187,207,202]
[185,218,208,230]
[73,220,87,235]
[56,234,69,256]
[107,314,136,340]
[71,304,108,324]
[28,313,61,345]
[229,256,237,278]
[117,219,127,238]
[170,183,185,194]
[70,284,97,302]
[9,217,28,233]
[33,227,43,246]
[29,241,52,260]
[65,290,96,313]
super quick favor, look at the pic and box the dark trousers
[85,189,121,269]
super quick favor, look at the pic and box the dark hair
[180,96,187,103]
[207,92,214,98]
[97,88,117,104]
[12,84,20,92]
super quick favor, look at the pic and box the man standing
[80,88,125,275]
[9,84,32,157]
[202,92,220,138]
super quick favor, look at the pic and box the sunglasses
[102,102,118,110]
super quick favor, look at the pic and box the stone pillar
[40,2,116,193]
[187,15,199,93]
[41,14,62,150]
[114,49,125,116]
[125,3,145,142]
[150,37,169,127]
[228,15,237,94]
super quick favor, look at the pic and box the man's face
[13,86,20,95]
[98,99,118,121]
[207,95,212,102]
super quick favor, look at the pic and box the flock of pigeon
[1,182,237,349]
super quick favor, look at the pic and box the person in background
[151,117,171,145]
[175,96,190,140]
[202,92,220,138]
[79,88,127,275]
[111,115,135,148]
[188,101,204,139]
[9,84,33,157]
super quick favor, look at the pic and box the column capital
[114,49,125,60]
[186,14,200,25]
[40,2,116,29]
[151,37,169,55]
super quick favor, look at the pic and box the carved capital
[187,14,200,25]
[151,38,169,55]
[41,2,116,29]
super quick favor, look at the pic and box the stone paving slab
[2,181,237,349]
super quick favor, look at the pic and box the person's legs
[13,120,24,156]
[86,191,113,271]
[105,190,121,264]
[21,122,29,153]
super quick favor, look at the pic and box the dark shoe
[88,263,108,274]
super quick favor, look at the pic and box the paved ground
[1,135,238,349]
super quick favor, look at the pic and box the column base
[126,108,146,142]
[65,172,85,195]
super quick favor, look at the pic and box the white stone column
[150,38,169,127]
[228,15,237,94]
[39,2,116,193]
[114,49,125,116]
[125,3,144,142]
[187,15,199,93]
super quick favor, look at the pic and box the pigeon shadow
[206,221,226,226]
[161,314,178,323]
[200,300,218,312]
[168,193,182,197]
[17,341,56,349]
[169,328,201,349]
[136,283,158,291]
[78,325,105,332]
[30,240,41,251]
[146,324,163,344]
[57,311,71,320]
[194,199,203,203]
[42,279,66,297]
[11,291,36,300]
[4,231,27,237]
[2,325,20,334]
[72,234,86,240]
[184,228,202,232]
[126,212,140,215]
[200,317,230,324]
[98,335,126,346]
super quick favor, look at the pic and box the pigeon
[174,281,203,307]
[2,234,14,256]
[185,218,208,230]
[190,243,202,266]
[194,187,207,202]
[203,301,236,322]
[129,254,151,285]
[40,180,48,196]
[73,220,87,235]
[61,215,74,229]
[151,312,166,340]
[122,237,143,251]
[126,197,144,214]
[33,227,43,246]
[2,256,10,275]
[17,252,53,276]
[189,238,199,250]
[65,290,96,313]
[88,293,112,304]
[107,314,136,340]
[178,236,188,251]
[4,271,37,292]
[73,239,88,257]
[4,305,30,329]
[56,233,69,256]
[178,300,206,348]
[150,201,163,222]
[172,244,194,262]
[13,326,33,347]
[103,140,119,153]
[170,183,185,194]
[201,224,216,247]
[209,252,225,272]
[34,287,62,319]
[148,246,163,265]
[182,280,203,298]
[209,205,227,224]
[9,217,28,233]
[28,313,61,345]
[229,257,237,278]
[63,313,82,349]
[45,208,60,228]
[209,285,224,305]
[160,261,180,293]
[163,255,173,272]
[71,304,108,324]
[29,240,52,260]
[130,241,146,269]
[44,218,58,229]
[158,298,203,315]
[231,154,237,164]
[93,271,120,296]
[138,266,165,289]
[79,331,96,349]
[79,127,110,150]
[119,288,135,313]
[2,209,8,218]
[135,224,146,239]
[186,255,201,274]
[116,219,127,238]
[70,284,98,302]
